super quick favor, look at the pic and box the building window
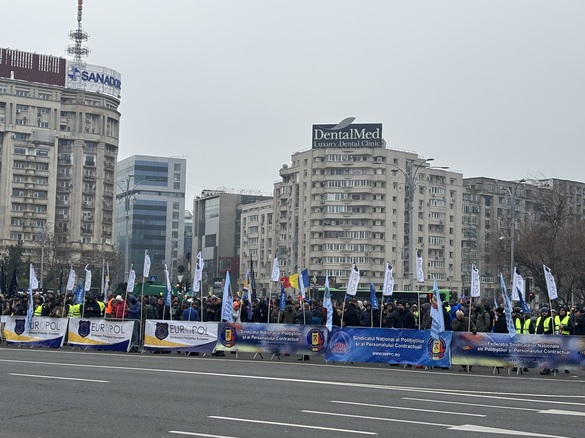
[173,182,180,190]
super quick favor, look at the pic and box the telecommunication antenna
[66,0,90,68]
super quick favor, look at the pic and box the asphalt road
[0,346,583,438]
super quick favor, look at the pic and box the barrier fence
[3,316,585,369]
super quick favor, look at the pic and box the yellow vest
[34,304,43,316]
[536,316,552,334]
[98,300,105,314]
[554,315,571,335]
[514,318,532,334]
[68,303,81,318]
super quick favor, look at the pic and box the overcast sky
[5,1,584,202]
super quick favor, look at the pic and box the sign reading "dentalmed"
[312,120,383,149]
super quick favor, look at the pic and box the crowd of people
[1,290,584,373]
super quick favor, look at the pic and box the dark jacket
[394,308,415,329]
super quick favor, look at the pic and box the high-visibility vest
[68,303,81,318]
[34,304,43,316]
[98,300,105,315]
[514,318,532,334]
[554,315,571,335]
[536,316,552,334]
[105,297,115,315]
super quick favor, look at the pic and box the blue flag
[74,281,85,304]
[279,284,286,311]
[517,287,530,314]
[430,280,445,340]
[369,282,379,310]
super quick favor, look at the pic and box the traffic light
[528,292,535,302]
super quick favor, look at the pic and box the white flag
[164,263,172,295]
[543,264,558,300]
[221,272,233,322]
[382,262,394,296]
[127,265,136,293]
[66,266,76,292]
[29,263,39,291]
[298,269,306,300]
[84,265,92,292]
[193,251,204,293]
[416,249,425,283]
[271,258,280,282]
[470,263,481,298]
[323,272,333,331]
[143,250,151,278]
[346,264,360,296]
[512,267,524,301]
[430,279,445,340]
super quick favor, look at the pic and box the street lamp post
[387,158,448,291]
[36,222,51,290]
[501,179,526,284]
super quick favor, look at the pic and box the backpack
[311,308,323,325]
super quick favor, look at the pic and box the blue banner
[217,322,327,355]
[325,327,452,367]
[451,332,585,368]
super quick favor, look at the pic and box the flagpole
[341,295,347,327]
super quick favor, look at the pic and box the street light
[36,222,51,290]
[387,158,448,291]
[115,175,166,282]
[500,179,526,285]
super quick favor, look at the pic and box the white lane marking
[8,373,108,383]
[207,416,376,435]
[305,410,573,438]
[169,432,239,438]
[302,410,449,427]
[403,397,538,412]
[539,409,585,417]
[331,400,485,417]
[448,424,569,438]
[0,358,582,407]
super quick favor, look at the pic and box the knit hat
[540,307,549,313]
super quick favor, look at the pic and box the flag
[221,272,233,322]
[249,257,257,302]
[74,281,85,304]
[25,264,37,335]
[430,280,445,340]
[298,270,305,300]
[280,277,291,289]
[382,262,394,296]
[323,273,333,331]
[58,269,64,296]
[127,265,136,293]
[66,266,76,292]
[346,264,360,296]
[164,263,172,306]
[270,257,280,282]
[279,284,286,311]
[9,267,18,297]
[299,269,309,300]
[517,287,531,314]
[416,249,425,283]
[193,251,203,293]
[512,267,524,301]
[104,261,110,300]
[29,263,39,291]
[143,250,151,278]
[0,261,6,296]
[500,273,517,338]
[369,282,379,310]
[470,263,481,298]
[289,273,299,289]
[84,265,92,292]
[543,264,558,300]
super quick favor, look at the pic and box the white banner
[346,264,360,296]
[382,262,394,297]
[144,320,218,352]
[68,318,134,352]
[512,268,524,301]
[4,316,68,348]
[470,264,481,298]
[543,264,558,300]
[416,250,425,283]
[271,258,280,282]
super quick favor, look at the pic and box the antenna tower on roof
[66,0,90,68]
